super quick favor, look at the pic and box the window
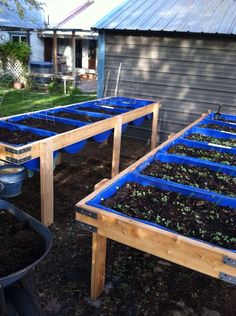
[10,34,27,43]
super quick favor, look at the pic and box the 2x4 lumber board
[112,116,122,178]
[76,210,236,280]
[77,111,209,207]
[121,103,160,124]
[151,103,160,150]
[91,233,107,300]
[40,140,54,226]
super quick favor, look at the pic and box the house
[94,0,236,143]
[0,0,46,62]
[41,0,125,77]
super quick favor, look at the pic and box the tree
[0,0,43,18]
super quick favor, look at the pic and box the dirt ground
[10,138,236,316]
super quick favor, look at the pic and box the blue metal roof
[0,0,45,29]
[94,0,236,35]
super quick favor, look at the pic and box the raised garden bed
[15,117,78,133]
[185,133,236,147]
[168,144,236,166]
[0,127,46,145]
[141,160,236,197]
[101,182,236,250]
[200,123,236,134]
[51,111,103,123]
[0,211,45,278]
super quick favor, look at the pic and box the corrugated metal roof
[0,0,45,29]
[48,0,125,30]
[94,0,236,35]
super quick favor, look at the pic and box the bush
[48,80,63,94]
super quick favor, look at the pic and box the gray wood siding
[104,34,236,143]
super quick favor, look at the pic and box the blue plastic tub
[197,119,236,134]
[182,126,236,148]
[208,112,236,124]
[87,171,236,252]
[39,108,112,143]
[135,152,236,197]
[159,138,236,169]
[0,120,58,171]
[6,113,87,154]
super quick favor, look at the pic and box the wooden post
[40,140,54,226]
[91,233,107,300]
[72,31,76,88]
[111,116,122,178]
[53,30,58,77]
[151,103,160,150]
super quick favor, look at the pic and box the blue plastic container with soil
[0,120,58,171]
[208,112,236,123]
[196,118,236,133]
[39,107,112,143]
[135,152,236,197]
[87,171,236,253]
[71,101,145,127]
[159,137,236,168]
[6,113,87,154]
[182,126,236,146]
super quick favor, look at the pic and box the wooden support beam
[151,103,160,150]
[112,116,122,178]
[40,140,54,226]
[91,233,107,301]
[53,30,58,77]
[71,31,76,88]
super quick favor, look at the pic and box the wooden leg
[91,233,107,300]
[151,103,160,150]
[40,140,54,226]
[111,116,122,178]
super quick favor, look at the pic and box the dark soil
[0,127,46,145]
[168,144,236,166]
[53,111,104,123]
[201,123,236,133]
[16,118,78,133]
[142,160,236,197]
[102,182,236,250]
[77,106,117,115]
[10,139,236,316]
[186,133,236,147]
[0,211,45,278]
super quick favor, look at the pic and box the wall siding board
[104,34,236,143]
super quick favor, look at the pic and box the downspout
[97,31,105,98]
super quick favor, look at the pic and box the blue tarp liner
[87,172,236,253]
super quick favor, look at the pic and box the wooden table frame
[0,98,160,226]
[76,111,236,300]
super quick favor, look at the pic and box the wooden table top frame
[76,111,236,301]
[0,97,160,226]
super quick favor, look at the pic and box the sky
[43,0,125,27]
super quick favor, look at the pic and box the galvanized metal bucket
[0,165,25,198]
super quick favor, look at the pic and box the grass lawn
[0,87,96,117]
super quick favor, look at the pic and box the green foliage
[0,41,31,67]
[47,80,63,94]
[69,87,83,95]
